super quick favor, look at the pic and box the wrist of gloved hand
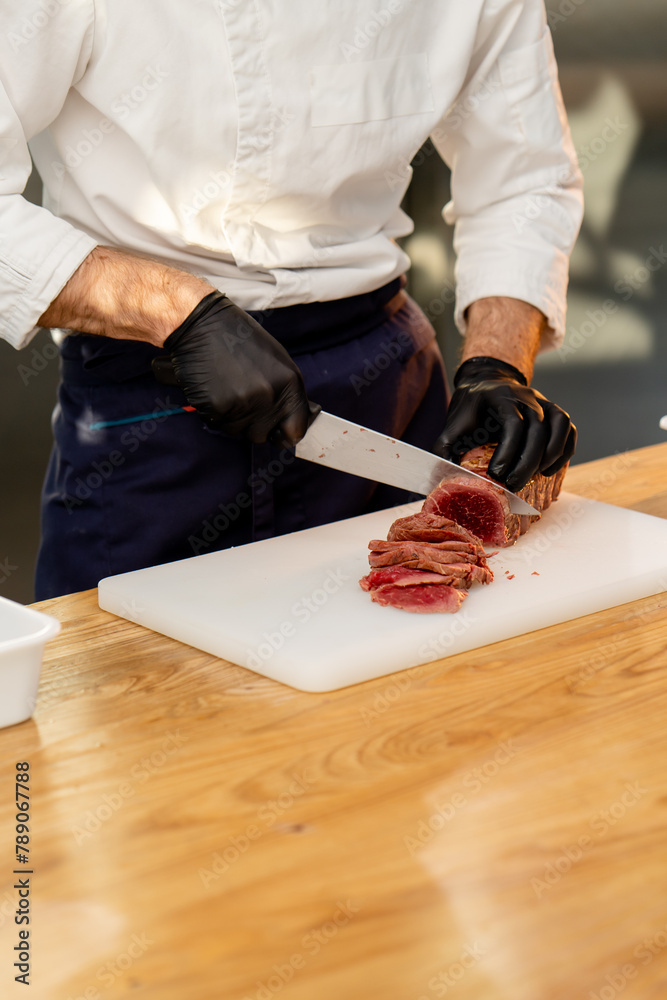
[435,355,576,493]
[151,290,311,448]
[453,355,529,389]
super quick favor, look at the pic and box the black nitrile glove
[151,291,311,449]
[435,356,577,492]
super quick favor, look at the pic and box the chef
[0,0,582,599]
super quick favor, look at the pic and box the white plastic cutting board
[98,493,667,692]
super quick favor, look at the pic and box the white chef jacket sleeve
[0,1,99,349]
[430,0,583,352]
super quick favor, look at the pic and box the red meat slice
[368,583,468,613]
[386,561,492,585]
[360,566,459,591]
[365,559,490,586]
[360,565,470,614]
[422,476,518,547]
[367,540,494,584]
[369,539,483,562]
[387,512,483,548]
[359,445,568,612]
[422,445,569,547]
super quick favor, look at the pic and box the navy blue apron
[35,279,448,599]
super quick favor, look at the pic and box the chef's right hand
[151,291,310,449]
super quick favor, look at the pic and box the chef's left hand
[434,356,577,493]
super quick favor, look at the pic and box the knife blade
[294,409,538,516]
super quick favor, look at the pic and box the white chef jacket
[0,0,582,351]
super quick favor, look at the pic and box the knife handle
[267,400,322,449]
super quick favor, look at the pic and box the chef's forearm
[461,296,547,383]
[37,245,214,346]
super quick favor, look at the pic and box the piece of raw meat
[359,565,470,613]
[360,566,464,591]
[367,583,468,613]
[367,541,493,585]
[423,445,568,546]
[422,475,518,546]
[387,512,484,549]
[359,444,567,613]
[368,539,484,563]
[379,561,490,585]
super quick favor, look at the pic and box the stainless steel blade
[294,410,539,516]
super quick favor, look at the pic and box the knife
[143,357,539,514]
[293,408,539,516]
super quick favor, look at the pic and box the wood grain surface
[1,443,666,1000]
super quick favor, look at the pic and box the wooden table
[1,443,667,1000]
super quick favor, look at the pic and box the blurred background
[1,0,666,603]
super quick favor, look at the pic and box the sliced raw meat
[369,538,483,561]
[461,445,567,513]
[387,512,484,548]
[385,560,490,584]
[368,583,468,614]
[366,540,492,587]
[423,476,518,547]
[368,547,472,568]
[359,442,568,613]
[422,445,569,547]
[360,564,470,614]
[360,566,462,591]
[368,540,492,581]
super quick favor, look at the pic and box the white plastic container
[0,596,61,728]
